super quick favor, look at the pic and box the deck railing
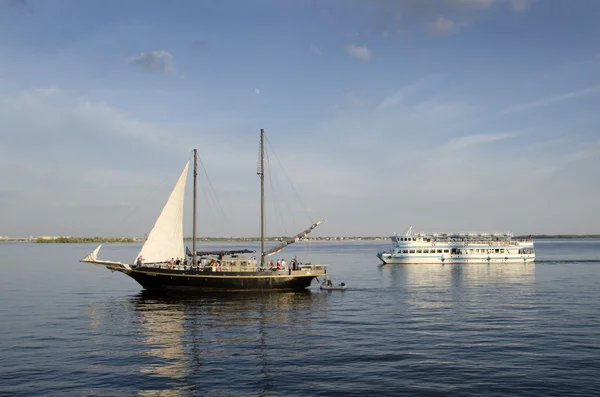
[133,262,328,274]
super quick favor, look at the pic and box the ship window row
[402,249,449,254]
[399,248,523,254]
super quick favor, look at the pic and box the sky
[1,0,599,238]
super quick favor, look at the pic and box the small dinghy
[320,278,347,291]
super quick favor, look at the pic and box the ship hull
[124,268,321,292]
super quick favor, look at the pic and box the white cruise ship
[377,226,535,264]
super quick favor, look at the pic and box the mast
[192,149,197,267]
[258,129,265,267]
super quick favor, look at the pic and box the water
[1,239,599,396]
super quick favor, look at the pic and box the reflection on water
[383,262,535,288]
[120,291,326,396]
[137,298,186,381]
[121,264,539,395]
[42,243,600,397]
[381,262,536,311]
[3,241,600,396]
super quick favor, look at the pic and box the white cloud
[305,79,600,234]
[254,88,261,95]
[562,139,600,164]
[0,87,303,237]
[346,44,372,61]
[333,93,369,111]
[366,0,536,36]
[435,132,517,152]
[428,16,455,35]
[378,74,445,109]
[1,79,598,237]
[309,44,322,56]
[129,50,175,74]
[510,0,535,13]
[502,85,600,114]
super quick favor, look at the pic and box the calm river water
[1,239,599,396]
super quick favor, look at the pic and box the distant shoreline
[0,235,599,243]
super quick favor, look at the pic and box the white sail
[81,244,102,262]
[135,161,189,264]
[80,244,132,271]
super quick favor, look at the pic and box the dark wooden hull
[124,268,320,292]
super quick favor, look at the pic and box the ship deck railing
[133,262,327,274]
[394,239,533,246]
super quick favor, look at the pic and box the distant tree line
[30,235,600,244]
[518,234,600,239]
[183,237,292,242]
[36,237,137,243]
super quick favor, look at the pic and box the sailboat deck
[133,263,327,276]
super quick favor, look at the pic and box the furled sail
[135,161,190,263]
[264,219,324,257]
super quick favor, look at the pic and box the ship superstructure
[377,226,535,264]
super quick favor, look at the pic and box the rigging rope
[264,136,314,225]
[196,151,234,239]
[263,135,316,260]
[265,147,288,237]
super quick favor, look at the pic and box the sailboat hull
[124,269,321,292]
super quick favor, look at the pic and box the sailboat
[81,129,328,291]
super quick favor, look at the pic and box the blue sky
[1,0,599,237]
